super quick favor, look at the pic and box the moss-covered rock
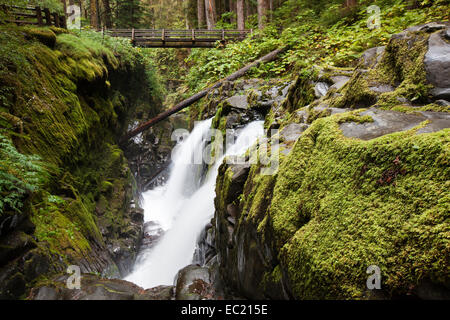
[214,108,449,299]
[0,26,162,299]
[211,24,450,300]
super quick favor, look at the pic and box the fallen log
[120,47,285,143]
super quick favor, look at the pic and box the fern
[0,134,46,214]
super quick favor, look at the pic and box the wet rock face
[125,113,188,192]
[279,123,308,143]
[340,108,450,140]
[193,224,216,266]
[359,46,386,69]
[174,265,217,300]
[140,221,165,251]
[29,274,174,300]
[0,216,66,299]
[425,29,450,99]
[314,82,329,98]
[194,79,292,126]
[206,23,450,300]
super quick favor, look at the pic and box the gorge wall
[193,23,450,300]
[4,22,449,301]
[0,26,167,299]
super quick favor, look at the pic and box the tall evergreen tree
[236,0,244,30]
[115,0,143,28]
[205,0,216,29]
[257,0,268,29]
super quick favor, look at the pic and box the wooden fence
[0,5,66,28]
[107,28,252,48]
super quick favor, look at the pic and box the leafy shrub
[183,0,450,94]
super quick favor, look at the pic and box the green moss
[381,103,450,113]
[240,165,277,224]
[0,25,162,297]
[336,113,374,124]
[31,194,92,262]
[222,103,448,299]
[330,70,377,109]
[282,71,315,112]
[24,28,57,48]
[268,112,449,299]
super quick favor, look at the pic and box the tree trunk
[120,47,286,143]
[102,0,112,28]
[205,0,216,29]
[245,0,250,20]
[236,0,244,30]
[197,0,206,28]
[257,0,268,29]
[90,0,99,29]
[61,0,67,15]
[269,0,273,21]
[345,0,357,7]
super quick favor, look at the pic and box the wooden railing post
[162,29,165,42]
[222,29,225,41]
[131,28,135,45]
[60,15,66,28]
[192,29,195,41]
[43,8,51,26]
[52,12,60,27]
[35,6,43,26]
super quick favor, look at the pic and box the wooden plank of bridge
[120,47,286,143]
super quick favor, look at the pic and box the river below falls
[124,119,264,289]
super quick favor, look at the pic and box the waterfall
[125,119,264,289]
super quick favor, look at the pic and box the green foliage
[184,0,450,99]
[216,12,237,29]
[0,0,63,13]
[114,0,144,28]
[0,134,46,214]
[66,29,164,106]
[186,26,282,91]
[0,25,163,283]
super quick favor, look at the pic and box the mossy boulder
[29,273,174,300]
[211,24,450,300]
[214,109,449,299]
[24,28,57,48]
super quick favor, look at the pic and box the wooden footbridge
[2,5,251,48]
[106,29,252,48]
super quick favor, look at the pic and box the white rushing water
[125,119,264,289]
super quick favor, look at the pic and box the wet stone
[424,31,450,99]
[329,76,350,91]
[314,82,329,98]
[225,95,249,110]
[280,123,309,142]
[339,108,450,140]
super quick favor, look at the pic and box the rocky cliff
[198,22,450,300]
[0,26,164,299]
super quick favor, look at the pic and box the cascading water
[125,119,264,289]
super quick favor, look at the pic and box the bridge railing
[0,5,66,28]
[106,29,252,43]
